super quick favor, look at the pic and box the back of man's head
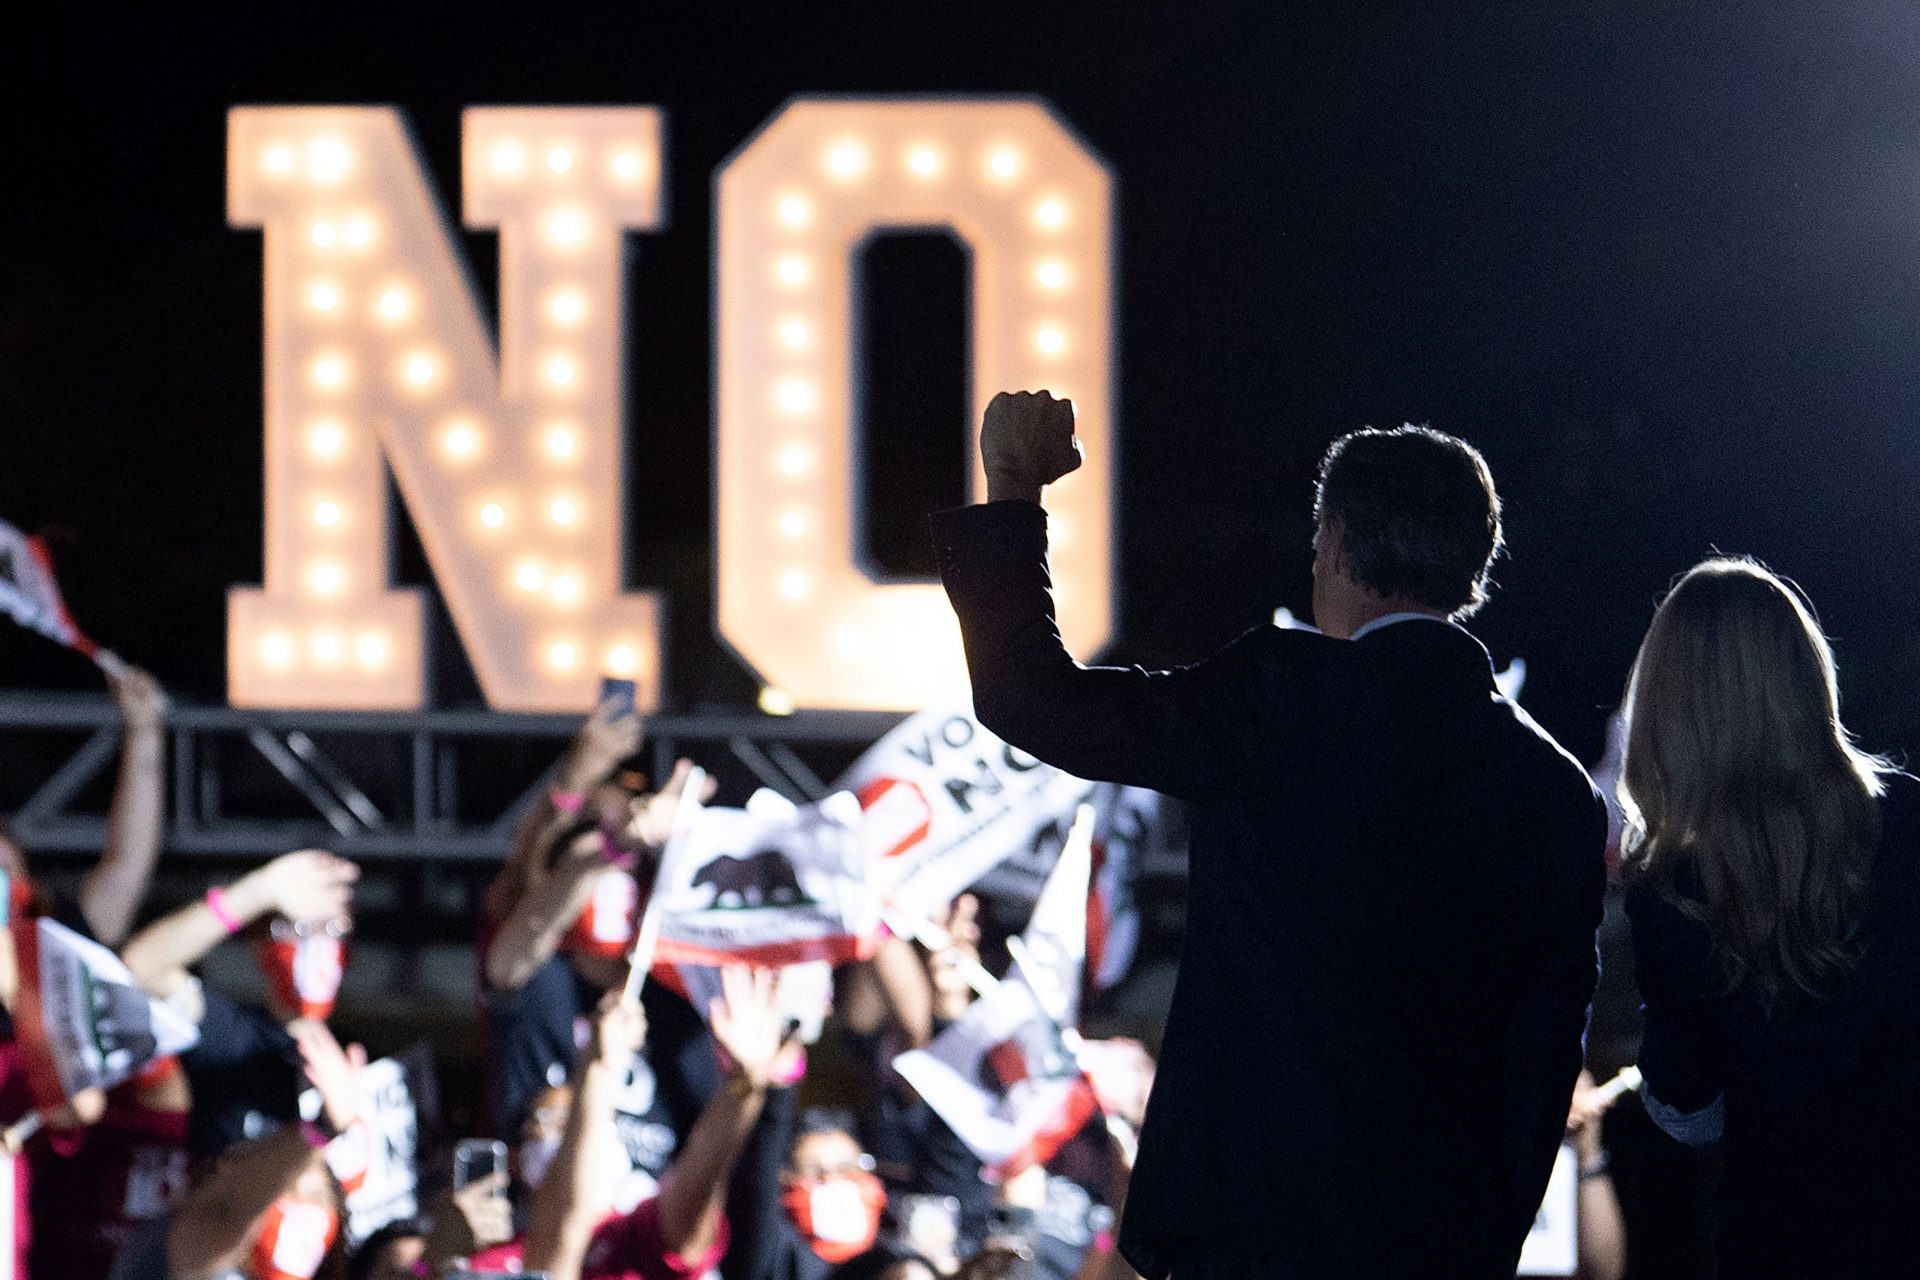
[1313,425,1503,619]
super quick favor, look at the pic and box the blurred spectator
[119,849,359,1159]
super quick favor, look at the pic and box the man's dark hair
[346,1218,428,1280]
[1313,425,1503,618]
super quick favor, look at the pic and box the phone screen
[599,676,638,720]
[453,1138,507,1191]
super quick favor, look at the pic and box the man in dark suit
[931,392,1607,1279]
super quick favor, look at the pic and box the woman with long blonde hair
[1621,557,1918,1276]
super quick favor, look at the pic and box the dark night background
[3,3,1919,1271]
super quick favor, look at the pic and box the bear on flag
[648,789,882,969]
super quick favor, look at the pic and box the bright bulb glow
[312,500,343,528]
[307,421,347,460]
[546,207,589,249]
[543,425,580,461]
[546,146,575,174]
[307,281,341,312]
[1035,260,1068,290]
[758,686,797,717]
[548,497,580,526]
[376,286,411,321]
[777,195,811,227]
[355,631,390,668]
[312,632,346,665]
[515,561,546,592]
[1035,199,1066,228]
[544,354,578,388]
[307,561,346,597]
[907,146,942,177]
[342,216,373,248]
[606,644,639,677]
[776,444,813,477]
[778,570,810,601]
[776,255,810,287]
[1035,326,1066,355]
[402,353,438,387]
[262,632,295,669]
[549,573,583,605]
[547,640,580,671]
[442,422,481,461]
[822,140,869,180]
[479,502,507,529]
[491,141,528,176]
[264,146,295,175]
[546,288,586,327]
[778,318,811,349]
[610,150,644,182]
[310,221,338,249]
[774,377,819,415]
[778,511,807,538]
[988,148,1021,180]
[308,136,352,183]
[312,356,347,389]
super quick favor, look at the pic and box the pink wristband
[298,1120,332,1150]
[771,1046,808,1086]
[204,887,242,934]
[550,788,588,815]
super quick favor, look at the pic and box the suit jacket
[933,501,1606,1279]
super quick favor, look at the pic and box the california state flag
[11,918,200,1110]
[0,519,113,667]
[892,808,1097,1179]
[650,790,882,968]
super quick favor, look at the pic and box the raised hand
[106,665,168,734]
[981,390,1083,504]
[626,758,718,850]
[293,1019,366,1134]
[929,894,983,1020]
[708,965,800,1090]
[261,849,358,926]
[561,689,644,791]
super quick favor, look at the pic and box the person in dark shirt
[479,700,719,1180]
[722,1098,888,1280]
[117,848,360,1158]
[935,394,1605,1278]
[1619,558,1920,1278]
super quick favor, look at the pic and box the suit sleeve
[1500,796,1607,1249]
[1624,881,1729,1145]
[932,501,1275,801]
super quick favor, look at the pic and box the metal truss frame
[0,693,904,862]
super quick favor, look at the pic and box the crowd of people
[3,407,1914,1280]
[0,650,1645,1280]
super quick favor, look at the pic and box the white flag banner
[835,710,1093,921]
[892,968,1098,1181]
[1517,1143,1578,1276]
[1009,806,1092,1028]
[0,519,117,671]
[651,790,881,967]
[12,919,200,1110]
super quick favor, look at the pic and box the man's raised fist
[981,389,1083,504]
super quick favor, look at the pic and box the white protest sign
[1517,1143,1578,1276]
[835,710,1091,920]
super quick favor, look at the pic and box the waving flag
[11,918,199,1111]
[649,790,881,968]
[835,709,1092,921]
[893,810,1098,1180]
[0,519,119,672]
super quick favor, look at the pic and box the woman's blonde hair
[1620,557,1889,1009]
